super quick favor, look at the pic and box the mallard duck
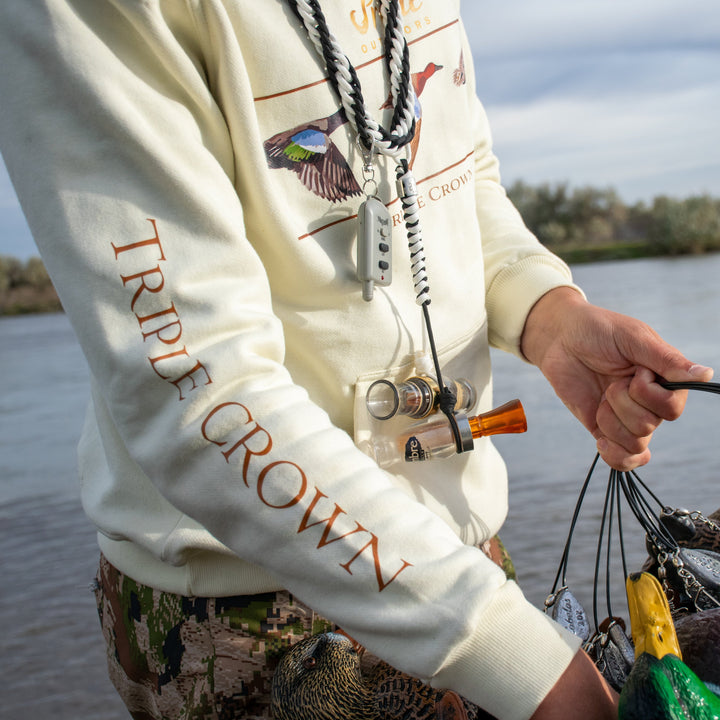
[270,632,491,720]
[380,61,443,166]
[619,652,720,719]
[264,61,445,203]
[619,572,720,719]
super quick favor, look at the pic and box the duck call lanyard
[285,0,464,452]
[286,0,465,453]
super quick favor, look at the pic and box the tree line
[507,181,720,263]
[0,254,62,315]
[2,183,719,314]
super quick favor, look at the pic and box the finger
[596,435,651,472]
[596,403,652,461]
[617,327,714,384]
[601,376,662,442]
[627,367,688,422]
[662,361,715,384]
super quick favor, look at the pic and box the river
[1,253,719,718]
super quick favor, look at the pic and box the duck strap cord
[550,380,720,627]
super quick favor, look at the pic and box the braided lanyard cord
[290,0,415,155]
[287,0,464,451]
[396,158,462,450]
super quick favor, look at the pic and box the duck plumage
[271,632,493,720]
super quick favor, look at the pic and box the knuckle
[635,414,659,437]
[663,396,686,421]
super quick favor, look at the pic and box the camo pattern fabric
[94,537,515,719]
[94,555,334,719]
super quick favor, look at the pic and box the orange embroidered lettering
[114,219,212,401]
[141,318,183,345]
[297,487,369,548]
[169,361,212,401]
[350,0,423,35]
[149,347,190,379]
[257,461,308,509]
[121,265,165,313]
[350,0,373,33]
[112,218,165,260]
[137,303,182,341]
[339,533,413,592]
[201,402,272,483]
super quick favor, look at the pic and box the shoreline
[2,246,719,316]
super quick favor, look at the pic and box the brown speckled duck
[270,632,493,720]
[675,608,720,689]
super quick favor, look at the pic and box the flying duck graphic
[263,61,443,202]
[264,107,361,203]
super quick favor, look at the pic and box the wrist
[520,286,587,366]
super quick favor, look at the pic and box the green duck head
[619,652,720,720]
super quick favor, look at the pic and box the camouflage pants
[94,540,515,719]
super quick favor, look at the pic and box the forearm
[529,650,618,720]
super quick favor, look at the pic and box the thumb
[658,355,714,384]
[618,325,714,383]
[648,346,713,384]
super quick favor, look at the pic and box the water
[0,313,123,718]
[1,254,719,718]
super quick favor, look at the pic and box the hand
[529,650,618,720]
[520,287,714,470]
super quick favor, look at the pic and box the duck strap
[547,381,720,691]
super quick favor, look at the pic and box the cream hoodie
[0,1,583,717]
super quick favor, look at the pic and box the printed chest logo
[263,61,443,202]
[350,0,425,35]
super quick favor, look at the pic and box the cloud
[486,84,720,199]
[460,0,720,200]
[462,1,719,61]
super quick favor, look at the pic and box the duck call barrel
[366,375,476,420]
[363,399,527,467]
[468,399,527,438]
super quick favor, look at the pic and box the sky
[1,0,718,260]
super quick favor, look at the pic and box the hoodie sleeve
[0,2,580,718]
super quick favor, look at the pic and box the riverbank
[2,244,719,315]
[0,255,62,315]
[0,283,62,315]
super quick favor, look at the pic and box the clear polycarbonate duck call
[365,375,476,421]
[364,399,527,467]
